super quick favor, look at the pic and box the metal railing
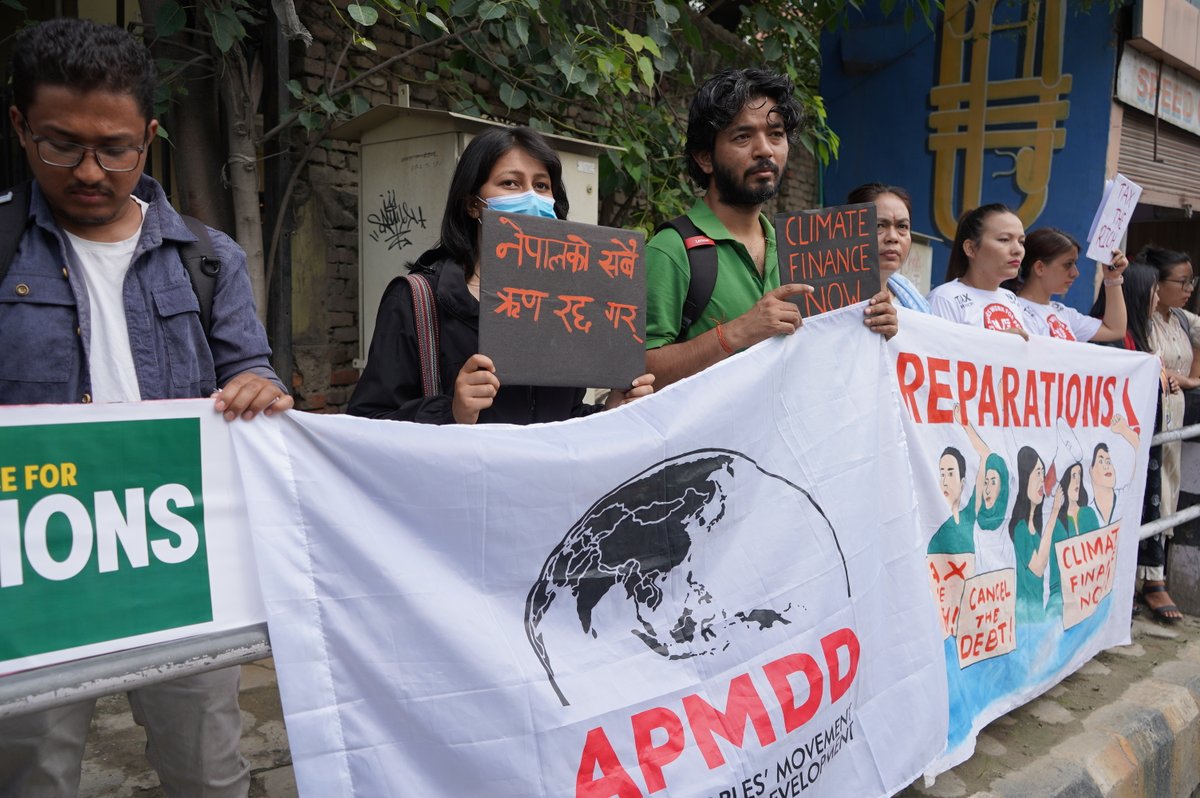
[0,625,269,719]
[2,427,1199,720]
[1138,422,1200,540]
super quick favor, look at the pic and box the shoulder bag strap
[403,273,442,397]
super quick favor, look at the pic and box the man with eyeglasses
[0,17,291,797]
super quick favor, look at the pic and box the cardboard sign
[954,569,1016,668]
[478,210,646,389]
[774,203,881,317]
[927,552,975,639]
[1056,522,1119,630]
[1086,174,1142,263]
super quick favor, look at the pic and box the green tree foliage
[139,0,940,322]
[150,0,938,233]
[321,0,942,230]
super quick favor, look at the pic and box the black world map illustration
[524,449,848,706]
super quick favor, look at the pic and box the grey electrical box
[330,106,617,367]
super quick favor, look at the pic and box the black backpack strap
[0,182,33,287]
[178,215,220,338]
[0,190,221,339]
[656,215,717,343]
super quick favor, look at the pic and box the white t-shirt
[65,197,148,403]
[926,279,1027,333]
[1017,298,1102,342]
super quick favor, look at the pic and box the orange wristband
[715,323,734,355]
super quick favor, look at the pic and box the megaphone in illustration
[1044,418,1084,496]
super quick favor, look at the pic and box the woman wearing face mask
[348,126,653,424]
[927,203,1029,338]
[845,183,929,312]
[1010,227,1128,342]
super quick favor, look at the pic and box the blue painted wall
[820,4,1121,312]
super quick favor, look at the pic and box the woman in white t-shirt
[1010,227,1128,342]
[927,203,1029,337]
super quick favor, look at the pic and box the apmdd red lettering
[574,627,860,798]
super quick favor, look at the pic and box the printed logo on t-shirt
[982,303,1023,332]
[1046,314,1075,340]
[954,293,974,310]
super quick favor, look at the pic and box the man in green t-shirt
[644,69,896,387]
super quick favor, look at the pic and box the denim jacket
[0,175,282,405]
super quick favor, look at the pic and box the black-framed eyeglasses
[19,117,148,173]
[1161,276,1200,290]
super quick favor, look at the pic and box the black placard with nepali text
[479,209,645,389]
[774,203,881,317]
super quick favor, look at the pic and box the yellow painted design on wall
[928,0,1072,241]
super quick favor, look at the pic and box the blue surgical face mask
[480,190,558,219]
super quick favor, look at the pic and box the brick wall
[285,1,819,412]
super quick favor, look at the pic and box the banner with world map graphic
[232,306,948,797]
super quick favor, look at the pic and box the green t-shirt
[1047,518,1073,610]
[1076,506,1101,536]
[643,199,780,349]
[1013,519,1046,623]
[927,494,977,556]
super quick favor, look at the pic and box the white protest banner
[233,307,947,798]
[1085,174,1142,264]
[888,309,1159,774]
[0,400,264,674]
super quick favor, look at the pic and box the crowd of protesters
[2,14,1196,798]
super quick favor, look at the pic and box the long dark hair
[1091,262,1157,352]
[1009,446,1045,542]
[846,182,912,214]
[945,203,1014,283]
[1055,462,1088,532]
[1008,227,1080,290]
[438,126,568,279]
[1139,244,1191,281]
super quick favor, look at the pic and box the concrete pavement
[79,659,296,798]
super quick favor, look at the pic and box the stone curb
[979,649,1200,798]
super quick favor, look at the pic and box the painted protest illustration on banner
[234,308,948,798]
[1085,174,1141,263]
[927,552,974,638]
[774,202,881,317]
[955,569,1016,668]
[1057,521,1120,630]
[891,311,1159,773]
[478,209,646,389]
[0,401,265,674]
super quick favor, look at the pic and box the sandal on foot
[1140,583,1182,624]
